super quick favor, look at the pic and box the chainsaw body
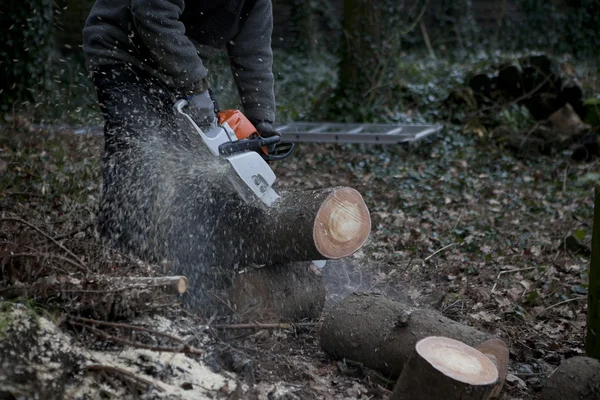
[174,99,293,207]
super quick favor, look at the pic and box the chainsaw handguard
[218,136,280,156]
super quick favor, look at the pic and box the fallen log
[319,293,492,378]
[228,261,325,322]
[475,338,510,399]
[0,275,187,318]
[391,336,499,400]
[540,356,600,400]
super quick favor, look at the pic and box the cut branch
[1,274,188,318]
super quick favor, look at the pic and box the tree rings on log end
[313,187,371,259]
[417,336,498,386]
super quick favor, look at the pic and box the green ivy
[0,0,54,112]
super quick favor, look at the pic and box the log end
[176,276,189,294]
[313,187,371,259]
[416,336,499,386]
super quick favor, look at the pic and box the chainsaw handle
[261,142,295,161]
[218,136,280,156]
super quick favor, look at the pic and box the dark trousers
[91,64,242,314]
[92,64,180,259]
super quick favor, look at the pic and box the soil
[0,122,597,399]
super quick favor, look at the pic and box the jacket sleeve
[227,0,276,123]
[131,0,207,94]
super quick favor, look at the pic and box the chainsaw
[174,99,294,207]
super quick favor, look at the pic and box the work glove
[186,88,219,131]
[251,120,280,138]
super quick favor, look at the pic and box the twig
[424,243,459,262]
[0,217,89,272]
[210,322,319,330]
[3,252,87,273]
[420,20,436,59]
[468,74,553,118]
[52,222,94,241]
[86,364,165,392]
[491,267,538,292]
[68,316,188,344]
[70,321,204,355]
[536,296,586,317]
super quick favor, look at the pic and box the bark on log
[475,339,509,399]
[228,261,325,322]
[319,293,492,378]
[391,336,498,400]
[0,275,187,318]
[540,356,600,400]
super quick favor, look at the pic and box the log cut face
[314,187,371,259]
[392,336,498,400]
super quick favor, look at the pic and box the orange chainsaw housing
[218,109,269,155]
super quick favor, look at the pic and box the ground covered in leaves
[1,50,599,399]
[0,118,597,399]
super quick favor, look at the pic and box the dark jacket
[82,0,276,123]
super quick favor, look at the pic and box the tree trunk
[587,184,600,359]
[319,293,492,378]
[0,0,54,111]
[333,0,404,119]
[391,336,498,400]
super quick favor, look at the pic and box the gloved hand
[186,88,218,131]
[251,120,280,138]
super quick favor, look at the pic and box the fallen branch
[3,252,88,274]
[211,322,319,330]
[68,316,188,344]
[87,364,165,392]
[536,296,586,317]
[71,322,204,356]
[424,243,459,262]
[0,217,89,272]
[491,267,538,292]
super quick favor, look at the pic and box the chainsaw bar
[35,121,442,145]
[273,122,443,144]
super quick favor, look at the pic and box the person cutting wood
[83,0,279,138]
[81,0,281,255]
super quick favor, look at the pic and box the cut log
[228,261,325,322]
[475,338,510,398]
[540,356,600,400]
[319,293,492,378]
[391,336,499,400]
[96,122,371,314]
[0,275,188,318]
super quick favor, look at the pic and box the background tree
[0,0,54,112]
